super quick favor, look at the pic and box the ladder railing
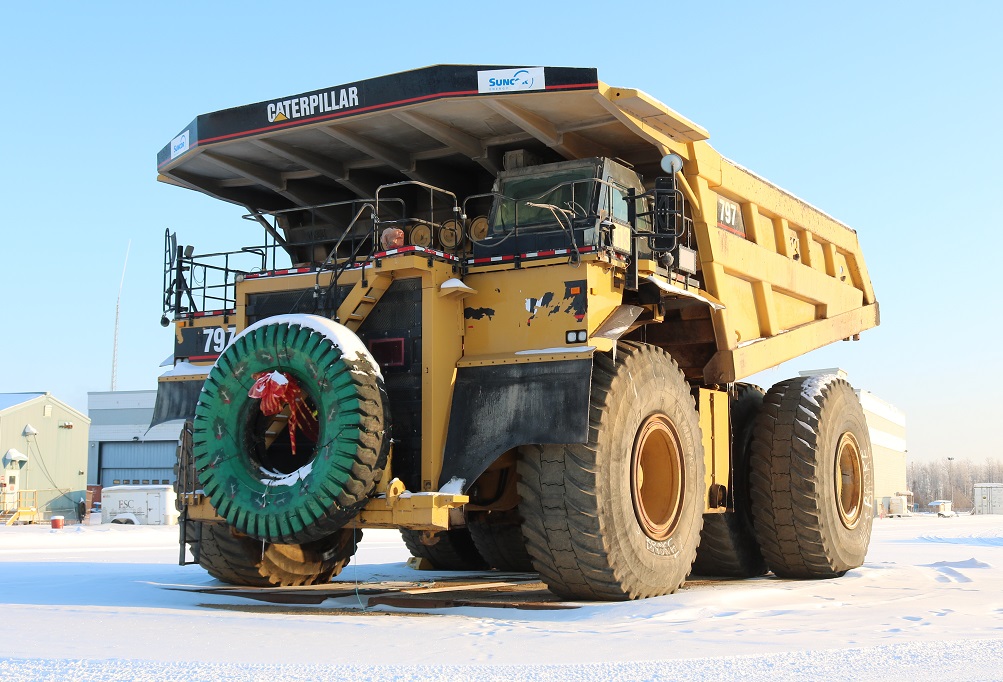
[626,176,689,291]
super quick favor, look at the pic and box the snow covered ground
[1,514,1001,681]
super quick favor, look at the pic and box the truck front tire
[194,522,360,586]
[517,343,704,600]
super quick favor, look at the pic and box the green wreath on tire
[192,315,390,545]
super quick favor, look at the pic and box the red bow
[248,371,318,456]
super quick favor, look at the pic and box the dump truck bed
[157,64,876,383]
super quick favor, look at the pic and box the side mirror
[660,154,683,174]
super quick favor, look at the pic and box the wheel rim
[834,432,864,529]
[631,414,684,541]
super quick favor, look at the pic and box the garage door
[100,441,177,487]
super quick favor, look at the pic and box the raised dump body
[156,65,878,600]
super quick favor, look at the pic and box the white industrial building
[87,391,183,488]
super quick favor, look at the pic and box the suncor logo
[170,130,190,160]
[478,67,546,94]
[489,70,534,89]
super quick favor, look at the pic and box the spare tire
[192,315,390,545]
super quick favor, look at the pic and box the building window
[132,480,140,485]
[113,479,121,485]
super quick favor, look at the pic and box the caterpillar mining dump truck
[153,65,879,601]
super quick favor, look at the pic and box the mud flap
[439,359,592,492]
[151,379,205,427]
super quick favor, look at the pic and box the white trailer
[101,485,179,526]
[973,483,1003,515]
[888,495,910,517]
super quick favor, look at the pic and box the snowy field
[1,515,1001,681]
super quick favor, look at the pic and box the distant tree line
[906,457,1002,510]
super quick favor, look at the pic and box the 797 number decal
[201,326,236,354]
[174,324,237,362]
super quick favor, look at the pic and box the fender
[151,378,204,427]
[439,359,592,492]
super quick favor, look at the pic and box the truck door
[2,471,19,512]
[147,492,161,525]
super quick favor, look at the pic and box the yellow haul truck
[154,65,878,600]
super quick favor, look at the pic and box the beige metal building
[857,389,907,514]
[0,393,90,522]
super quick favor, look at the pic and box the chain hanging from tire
[192,315,390,545]
[749,375,874,578]
[518,342,704,600]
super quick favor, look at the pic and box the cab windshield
[490,168,597,234]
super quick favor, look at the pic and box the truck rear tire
[691,383,768,578]
[400,528,488,570]
[517,343,704,600]
[466,509,534,572]
[749,376,873,578]
[192,316,390,545]
[195,522,360,586]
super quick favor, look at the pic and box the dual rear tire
[690,383,768,578]
[749,375,874,577]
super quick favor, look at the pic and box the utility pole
[111,241,131,391]
[947,456,955,509]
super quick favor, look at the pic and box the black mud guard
[151,379,204,428]
[439,358,592,492]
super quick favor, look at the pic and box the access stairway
[2,490,39,525]
[1,508,39,526]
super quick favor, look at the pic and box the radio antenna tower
[111,240,131,391]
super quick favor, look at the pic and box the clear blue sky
[1,1,999,464]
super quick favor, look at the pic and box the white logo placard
[170,130,190,160]
[477,67,545,94]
